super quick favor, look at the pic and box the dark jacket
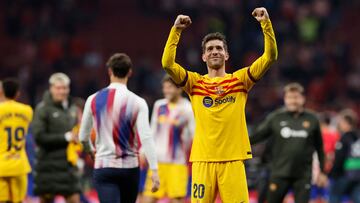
[330,130,360,179]
[250,108,325,179]
[32,91,81,196]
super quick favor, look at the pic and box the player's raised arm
[161,15,192,85]
[247,7,278,82]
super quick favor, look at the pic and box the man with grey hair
[32,72,81,203]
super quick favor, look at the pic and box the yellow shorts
[144,163,188,198]
[0,175,28,202]
[191,161,249,203]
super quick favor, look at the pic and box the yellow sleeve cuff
[260,19,273,30]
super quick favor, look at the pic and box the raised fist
[174,15,192,30]
[252,7,270,22]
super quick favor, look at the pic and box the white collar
[108,82,127,89]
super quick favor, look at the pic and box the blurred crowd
[0,0,359,120]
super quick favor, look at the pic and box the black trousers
[267,176,311,203]
[93,167,140,203]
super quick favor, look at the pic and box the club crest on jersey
[302,120,310,128]
[215,86,225,95]
[203,96,214,108]
[270,183,278,191]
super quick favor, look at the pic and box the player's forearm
[261,19,278,62]
[250,120,272,144]
[314,123,326,172]
[136,99,158,170]
[141,136,158,170]
[315,136,326,172]
[249,20,278,81]
[318,149,326,172]
[162,26,180,68]
[161,26,188,84]
[249,132,268,145]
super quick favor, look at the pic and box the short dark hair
[284,83,305,95]
[201,32,228,53]
[162,74,177,86]
[2,78,19,99]
[339,109,358,128]
[106,53,132,78]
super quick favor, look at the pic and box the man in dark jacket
[329,109,360,203]
[250,83,328,203]
[32,73,81,203]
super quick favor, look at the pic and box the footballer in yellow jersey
[162,7,278,202]
[0,79,33,203]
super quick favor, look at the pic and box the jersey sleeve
[79,95,95,153]
[150,100,160,135]
[135,98,158,170]
[330,136,348,177]
[161,26,200,94]
[28,106,34,123]
[313,118,325,173]
[233,67,255,91]
[234,20,278,90]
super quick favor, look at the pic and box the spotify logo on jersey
[203,96,214,108]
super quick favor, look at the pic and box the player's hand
[316,172,329,188]
[174,15,192,30]
[252,7,270,22]
[151,170,160,192]
[72,133,79,144]
[65,131,79,143]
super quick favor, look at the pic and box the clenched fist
[174,15,192,30]
[252,7,270,22]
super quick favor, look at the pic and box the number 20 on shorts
[193,183,205,199]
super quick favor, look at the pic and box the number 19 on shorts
[193,183,205,199]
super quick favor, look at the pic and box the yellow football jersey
[183,69,254,161]
[162,20,277,162]
[0,100,33,176]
